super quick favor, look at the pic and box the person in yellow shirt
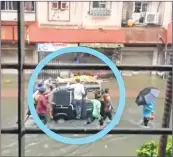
[127,18,135,27]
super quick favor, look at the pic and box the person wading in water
[99,88,113,126]
[23,85,41,124]
[44,85,54,120]
[85,92,101,125]
[67,78,85,119]
[35,87,49,124]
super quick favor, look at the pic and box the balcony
[121,2,164,27]
[1,1,36,21]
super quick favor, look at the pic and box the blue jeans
[74,99,82,119]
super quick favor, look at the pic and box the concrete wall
[37,2,171,29]
[1,12,36,21]
[1,2,171,29]
[1,1,36,21]
[162,2,172,29]
[1,44,37,74]
[37,2,123,28]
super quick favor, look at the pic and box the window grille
[1,1,35,12]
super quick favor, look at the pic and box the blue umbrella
[136,87,160,106]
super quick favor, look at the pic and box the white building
[1,1,171,30]
[1,1,172,74]
[36,1,172,29]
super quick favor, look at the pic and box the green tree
[137,137,172,157]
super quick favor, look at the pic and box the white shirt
[33,90,39,99]
[44,80,50,91]
[67,83,85,100]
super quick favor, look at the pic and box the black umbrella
[136,87,160,106]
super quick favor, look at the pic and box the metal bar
[1,63,172,71]
[158,8,173,156]
[17,2,25,157]
[1,128,172,135]
[1,47,34,50]
[0,2,2,157]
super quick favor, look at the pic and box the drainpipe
[162,43,168,79]
[164,43,168,65]
[158,34,168,79]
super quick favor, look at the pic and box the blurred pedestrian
[35,87,49,124]
[23,83,43,123]
[99,88,113,126]
[142,102,155,127]
[86,93,101,125]
[135,87,158,127]
[45,85,54,120]
[34,80,44,93]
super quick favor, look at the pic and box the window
[89,2,111,16]
[91,1,111,9]
[134,2,148,13]
[92,2,106,8]
[1,1,35,11]
[51,2,67,10]
[51,2,59,10]
[24,1,35,11]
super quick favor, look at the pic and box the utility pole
[0,2,2,157]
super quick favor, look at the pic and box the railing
[0,2,172,157]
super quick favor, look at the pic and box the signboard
[37,43,78,52]
[80,43,124,48]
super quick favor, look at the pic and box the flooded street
[1,73,172,156]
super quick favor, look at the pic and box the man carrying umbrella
[136,87,160,127]
[142,102,155,126]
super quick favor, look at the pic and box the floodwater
[1,73,172,156]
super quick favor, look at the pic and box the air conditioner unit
[144,12,160,25]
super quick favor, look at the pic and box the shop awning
[1,25,28,41]
[27,23,167,44]
[1,22,168,45]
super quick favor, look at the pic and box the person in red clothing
[35,87,49,124]
[44,85,54,120]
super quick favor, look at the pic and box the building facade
[1,1,172,74]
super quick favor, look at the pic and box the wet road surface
[1,74,172,156]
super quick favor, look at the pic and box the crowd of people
[24,77,114,127]
[67,77,114,126]
[24,80,55,125]
[24,76,156,128]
